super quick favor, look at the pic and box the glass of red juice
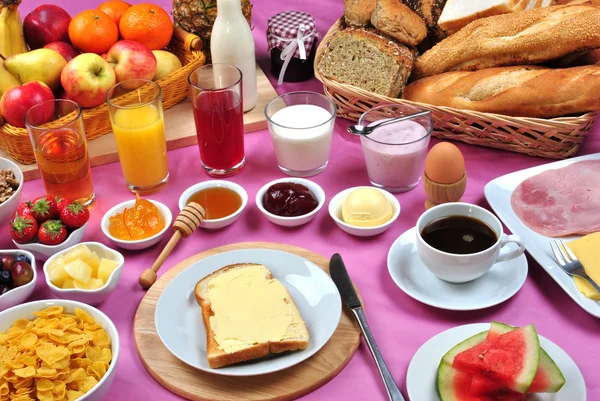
[188,64,245,177]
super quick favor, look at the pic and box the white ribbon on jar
[275,24,311,85]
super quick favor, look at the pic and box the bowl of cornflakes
[100,197,172,251]
[0,300,119,401]
[44,243,124,306]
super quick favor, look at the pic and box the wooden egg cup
[423,172,467,210]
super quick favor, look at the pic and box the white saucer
[387,227,528,311]
[406,323,586,401]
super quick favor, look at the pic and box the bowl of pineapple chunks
[43,242,124,306]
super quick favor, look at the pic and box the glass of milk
[357,104,433,193]
[265,91,336,177]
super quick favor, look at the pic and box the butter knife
[330,253,405,401]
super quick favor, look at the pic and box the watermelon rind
[489,322,566,393]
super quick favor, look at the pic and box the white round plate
[387,227,528,311]
[406,323,586,401]
[155,248,342,376]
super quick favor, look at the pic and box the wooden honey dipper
[139,202,205,290]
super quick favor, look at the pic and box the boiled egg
[425,142,465,184]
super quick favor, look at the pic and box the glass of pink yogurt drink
[357,105,432,193]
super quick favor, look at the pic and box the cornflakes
[0,307,112,401]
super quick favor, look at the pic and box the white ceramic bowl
[13,222,87,261]
[101,199,172,250]
[0,250,36,311]
[0,157,24,226]
[328,186,401,237]
[255,178,325,227]
[43,242,124,306]
[0,299,119,401]
[178,180,248,230]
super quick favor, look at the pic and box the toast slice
[195,263,310,369]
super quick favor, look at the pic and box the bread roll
[345,0,377,26]
[404,65,600,118]
[414,4,600,79]
[371,0,427,46]
[318,27,414,97]
[403,0,448,43]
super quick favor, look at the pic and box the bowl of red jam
[256,178,325,227]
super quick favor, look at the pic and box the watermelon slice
[438,363,525,401]
[453,325,540,393]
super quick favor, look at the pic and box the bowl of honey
[178,180,248,230]
[101,196,172,250]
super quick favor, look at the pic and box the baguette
[370,0,427,46]
[403,65,600,118]
[414,4,600,79]
[195,263,309,369]
[345,0,377,26]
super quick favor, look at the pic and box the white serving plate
[154,248,342,376]
[406,323,586,401]
[484,153,600,318]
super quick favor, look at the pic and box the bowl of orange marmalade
[101,196,172,250]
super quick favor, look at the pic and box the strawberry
[10,214,39,244]
[54,196,70,213]
[38,220,67,245]
[16,201,34,218]
[31,195,58,222]
[59,202,90,229]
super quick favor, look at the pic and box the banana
[0,0,28,95]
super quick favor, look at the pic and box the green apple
[152,50,182,81]
[60,53,116,108]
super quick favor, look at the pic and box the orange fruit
[119,3,173,50]
[68,10,119,54]
[97,1,131,25]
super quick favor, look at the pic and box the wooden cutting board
[0,64,279,182]
[134,242,362,401]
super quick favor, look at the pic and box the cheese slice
[567,232,600,300]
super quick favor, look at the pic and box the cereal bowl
[178,180,248,230]
[12,223,88,262]
[256,178,325,227]
[0,157,23,226]
[0,250,37,311]
[44,242,125,306]
[328,186,401,237]
[101,199,172,250]
[0,299,119,401]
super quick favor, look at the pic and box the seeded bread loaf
[403,65,600,118]
[318,27,414,97]
[371,0,427,46]
[345,0,377,26]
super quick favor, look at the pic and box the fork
[550,239,600,293]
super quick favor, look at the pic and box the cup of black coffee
[416,203,525,283]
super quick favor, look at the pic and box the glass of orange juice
[106,79,169,194]
[25,99,95,206]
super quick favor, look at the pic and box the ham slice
[510,160,600,237]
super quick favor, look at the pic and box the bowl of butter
[328,187,400,237]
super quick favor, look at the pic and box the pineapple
[172,0,253,52]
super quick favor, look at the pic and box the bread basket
[315,17,598,159]
[0,27,206,165]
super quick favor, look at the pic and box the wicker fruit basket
[315,17,598,159]
[0,27,206,165]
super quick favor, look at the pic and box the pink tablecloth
[10,1,600,400]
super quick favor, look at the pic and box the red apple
[0,82,55,128]
[23,5,71,50]
[106,40,157,83]
[61,53,116,108]
[44,42,79,62]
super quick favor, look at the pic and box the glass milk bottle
[210,0,257,112]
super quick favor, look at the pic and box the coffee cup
[416,203,525,283]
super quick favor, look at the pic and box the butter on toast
[195,263,310,368]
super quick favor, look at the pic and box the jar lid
[267,11,319,58]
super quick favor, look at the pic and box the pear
[4,49,66,91]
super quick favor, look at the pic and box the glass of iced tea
[188,64,245,177]
[25,99,95,206]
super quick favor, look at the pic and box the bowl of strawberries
[10,195,90,261]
